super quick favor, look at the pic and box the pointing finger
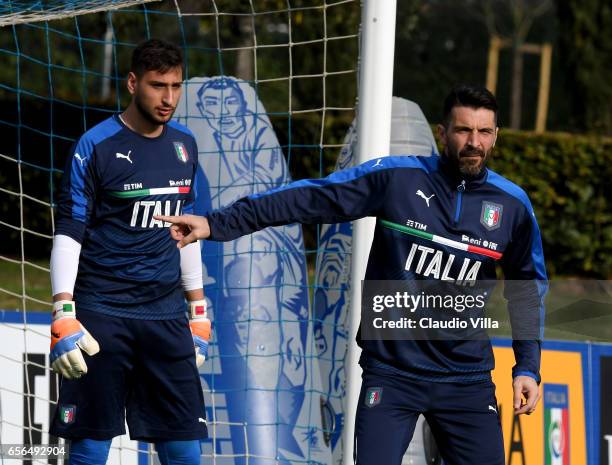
[154,215,182,224]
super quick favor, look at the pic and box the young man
[158,85,547,465]
[49,39,210,465]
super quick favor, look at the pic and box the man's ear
[492,127,499,147]
[437,124,447,145]
[127,72,137,95]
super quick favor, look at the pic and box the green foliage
[446,130,612,277]
[0,1,360,114]
[555,0,612,134]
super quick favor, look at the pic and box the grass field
[0,258,51,311]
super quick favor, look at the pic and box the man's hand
[513,375,540,415]
[189,300,211,367]
[50,301,100,379]
[154,214,210,248]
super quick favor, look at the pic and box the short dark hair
[131,39,183,76]
[196,77,248,113]
[442,84,498,127]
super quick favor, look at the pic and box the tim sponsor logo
[123,183,143,191]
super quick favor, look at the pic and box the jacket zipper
[454,180,466,225]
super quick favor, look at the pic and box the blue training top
[55,115,198,319]
[206,155,548,383]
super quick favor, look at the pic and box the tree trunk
[235,16,254,81]
[101,22,113,101]
[510,42,523,129]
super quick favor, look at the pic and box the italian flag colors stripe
[379,219,503,260]
[110,186,190,198]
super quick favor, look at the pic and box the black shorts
[354,368,504,465]
[50,309,208,442]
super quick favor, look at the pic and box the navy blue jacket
[55,115,198,319]
[207,155,547,382]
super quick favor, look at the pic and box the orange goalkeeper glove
[50,300,100,379]
[189,300,211,367]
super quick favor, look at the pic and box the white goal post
[343,2,397,465]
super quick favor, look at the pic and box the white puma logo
[198,418,207,424]
[116,150,133,164]
[373,158,383,168]
[488,405,497,414]
[74,153,86,166]
[416,190,435,207]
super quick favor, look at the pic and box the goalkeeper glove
[189,300,211,367]
[50,300,100,379]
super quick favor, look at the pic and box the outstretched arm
[157,158,392,247]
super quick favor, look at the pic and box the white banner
[0,314,142,465]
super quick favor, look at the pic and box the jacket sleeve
[207,161,392,241]
[500,201,548,384]
[54,136,99,244]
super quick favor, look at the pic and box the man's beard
[447,146,490,178]
[135,94,174,126]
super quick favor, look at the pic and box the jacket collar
[438,154,488,191]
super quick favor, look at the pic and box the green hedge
[458,130,611,278]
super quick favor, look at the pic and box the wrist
[183,287,204,302]
[52,300,76,321]
[513,370,540,384]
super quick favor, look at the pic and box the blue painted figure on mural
[175,76,330,464]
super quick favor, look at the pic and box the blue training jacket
[206,155,547,383]
[55,115,198,319]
